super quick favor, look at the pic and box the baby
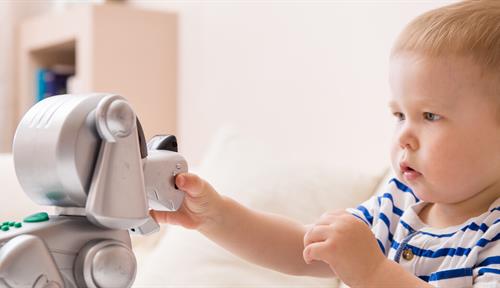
[152,1,500,287]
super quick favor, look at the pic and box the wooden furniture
[16,4,177,142]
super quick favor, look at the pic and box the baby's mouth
[400,163,422,180]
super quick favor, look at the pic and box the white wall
[0,1,55,152]
[0,4,13,152]
[128,1,455,172]
[1,1,456,172]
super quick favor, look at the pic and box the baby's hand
[151,173,223,231]
[303,210,386,287]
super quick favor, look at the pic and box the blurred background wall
[0,1,54,152]
[128,1,454,171]
[0,1,455,172]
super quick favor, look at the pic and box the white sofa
[0,129,388,287]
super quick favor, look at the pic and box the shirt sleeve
[346,174,401,228]
[346,193,380,228]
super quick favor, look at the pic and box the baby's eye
[393,112,405,121]
[423,112,441,121]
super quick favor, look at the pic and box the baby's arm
[202,196,333,277]
[152,173,334,277]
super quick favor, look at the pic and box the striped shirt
[347,177,500,287]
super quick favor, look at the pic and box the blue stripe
[476,232,500,247]
[399,220,415,234]
[389,178,412,192]
[415,246,471,258]
[379,212,391,228]
[396,231,500,259]
[392,205,404,217]
[391,240,471,258]
[476,256,500,268]
[478,268,500,276]
[377,193,404,217]
[418,275,429,282]
[419,268,472,282]
[391,240,400,251]
[490,207,500,213]
[377,239,386,254]
[462,222,489,234]
[389,178,419,202]
[378,212,394,242]
[399,218,495,239]
[392,231,500,259]
[356,205,373,225]
[351,213,369,226]
[418,230,456,238]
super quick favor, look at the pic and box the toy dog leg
[0,234,63,288]
[73,239,136,288]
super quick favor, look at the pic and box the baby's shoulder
[466,206,500,265]
[456,205,500,254]
[476,206,500,237]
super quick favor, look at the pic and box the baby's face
[389,53,500,205]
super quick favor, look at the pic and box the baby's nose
[397,126,419,151]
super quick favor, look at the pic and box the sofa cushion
[134,127,388,287]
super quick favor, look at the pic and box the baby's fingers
[150,210,199,229]
[304,225,331,247]
[303,241,330,264]
[175,173,206,198]
[314,210,349,226]
[150,210,178,224]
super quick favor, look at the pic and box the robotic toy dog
[0,94,187,288]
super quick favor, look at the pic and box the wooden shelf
[17,4,178,141]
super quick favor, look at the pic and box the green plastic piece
[1,226,9,231]
[14,222,22,228]
[46,191,64,201]
[23,212,49,223]
[2,222,8,226]
[8,222,14,226]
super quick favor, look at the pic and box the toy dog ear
[85,95,149,230]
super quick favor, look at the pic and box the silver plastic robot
[0,93,187,288]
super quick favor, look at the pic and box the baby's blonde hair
[392,0,500,76]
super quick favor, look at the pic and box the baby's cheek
[389,145,401,171]
[425,145,461,178]
[421,151,468,201]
